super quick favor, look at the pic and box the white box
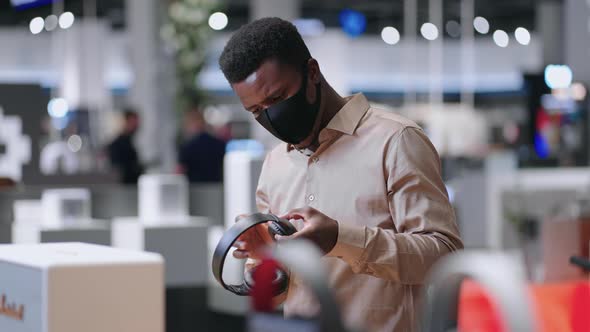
[12,219,111,246]
[138,174,189,223]
[111,217,210,287]
[0,242,164,332]
[223,151,264,229]
[206,150,264,315]
[41,189,91,228]
[13,200,43,223]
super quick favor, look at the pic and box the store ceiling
[0,0,538,35]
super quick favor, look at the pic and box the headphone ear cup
[267,221,287,238]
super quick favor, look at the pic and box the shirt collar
[287,93,370,153]
[324,93,370,135]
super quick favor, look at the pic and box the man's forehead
[245,72,257,84]
[246,60,284,85]
[233,60,288,105]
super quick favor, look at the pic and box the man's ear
[307,58,321,84]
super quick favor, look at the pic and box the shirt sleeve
[326,127,463,285]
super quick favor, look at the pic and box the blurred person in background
[219,17,463,332]
[106,108,144,184]
[177,107,226,183]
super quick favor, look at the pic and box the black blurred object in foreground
[570,256,590,272]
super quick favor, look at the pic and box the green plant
[161,0,220,113]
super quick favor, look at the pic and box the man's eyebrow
[244,87,283,112]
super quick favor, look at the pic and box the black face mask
[256,67,321,145]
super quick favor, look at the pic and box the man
[107,109,144,184]
[219,17,463,332]
[177,108,226,183]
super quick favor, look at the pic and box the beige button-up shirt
[255,94,463,332]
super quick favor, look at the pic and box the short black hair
[219,17,311,84]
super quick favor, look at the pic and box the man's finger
[274,234,295,241]
[233,250,249,259]
[232,241,247,250]
[280,210,309,221]
[275,228,309,241]
[234,213,249,222]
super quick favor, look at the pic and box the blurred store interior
[0,0,589,331]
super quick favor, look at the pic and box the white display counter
[110,174,211,287]
[207,150,265,315]
[0,242,164,332]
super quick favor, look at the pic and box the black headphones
[211,213,297,296]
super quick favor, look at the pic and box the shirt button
[308,194,315,202]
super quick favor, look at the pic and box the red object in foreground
[250,258,280,313]
[458,280,590,332]
[571,283,590,332]
[458,280,506,332]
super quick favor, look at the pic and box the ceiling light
[208,12,228,31]
[59,12,75,29]
[29,17,44,34]
[493,30,509,47]
[47,98,69,118]
[420,23,439,41]
[544,64,573,89]
[514,27,530,45]
[473,16,489,34]
[381,26,400,45]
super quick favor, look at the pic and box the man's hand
[277,207,339,255]
[232,215,274,260]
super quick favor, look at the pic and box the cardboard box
[0,242,164,332]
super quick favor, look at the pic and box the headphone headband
[211,213,296,296]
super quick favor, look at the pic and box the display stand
[11,189,110,246]
[207,150,264,316]
[110,174,212,332]
[112,216,209,286]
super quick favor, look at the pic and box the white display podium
[207,150,265,315]
[111,174,213,332]
[138,174,189,224]
[112,216,210,287]
[0,242,164,332]
[12,200,43,223]
[111,174,212,286]
[12,219,110,245]
[41,188,91,228]
[12,189,110,246]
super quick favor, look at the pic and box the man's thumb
[274,233,295,241]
